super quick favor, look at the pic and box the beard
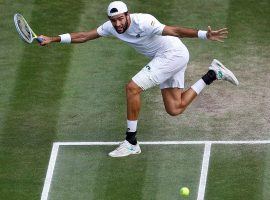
[114,16,129,34]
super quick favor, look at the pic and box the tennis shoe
[109,140,141,157]
[209,59,239,86]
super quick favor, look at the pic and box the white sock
[127,120,138,132]
[191,79,206,94]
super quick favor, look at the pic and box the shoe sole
[108,149,141,158]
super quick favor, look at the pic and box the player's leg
[109,51,189,157]
[160,64,199,116]
[161,87,197,116]
[161,59,239,116]
[125,80,142,146]
[126,80,143,120]
[109,65,157,157]
[108,80,143,157]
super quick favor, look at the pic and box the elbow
[175,28,185,38]
[81,34,89,43]
[171,32,181,37]
[172,27,183,38]
[163,26,183,38]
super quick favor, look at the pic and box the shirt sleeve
[141,14,166,36]
[97,21,113,37]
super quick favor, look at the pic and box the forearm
[70,32,96,43]
[49,33,89,43]
[172,27,198,38]
[51,32,99,43]
[71,30,100,43]
[40,29,100,45]
[162,25,207,39]
[42,33,87,44]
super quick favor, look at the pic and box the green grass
[0,1,84,199]
[206,145,270,200]
[0,0,269,199]
[49,145,203,200]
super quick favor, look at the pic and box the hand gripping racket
[14,13,43,43]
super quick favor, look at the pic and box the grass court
[0,0,269,199]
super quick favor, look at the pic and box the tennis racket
[14,13,43,43]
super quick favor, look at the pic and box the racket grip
[36,37,44,43]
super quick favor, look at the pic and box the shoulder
[131,13,157,23]
[101,20,113,30]
[131,13,161,30]
[97,20,114,36]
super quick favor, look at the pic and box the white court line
[41,143,59,200]
[41,140,270,200]
[56,140,270,146]
[197,143,212,200]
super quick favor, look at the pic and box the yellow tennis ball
[180,187,190,197]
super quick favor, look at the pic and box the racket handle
[36,37,44,43]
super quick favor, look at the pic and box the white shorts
[132,49,189,90]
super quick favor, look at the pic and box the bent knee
[165,107,185,116]
[126,81,142,95]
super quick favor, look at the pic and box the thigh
[132,51,189,91]
[161,87,183,110]
[161,88,183,101]
[159,65,187,89]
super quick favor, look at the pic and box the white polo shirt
[97,13,187,58]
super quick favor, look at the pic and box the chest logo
[136,34,141,38]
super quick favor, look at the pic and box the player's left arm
[162,25,228,42]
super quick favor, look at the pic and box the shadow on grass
[0,1,83,199]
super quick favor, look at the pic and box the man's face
[109,13,129,34]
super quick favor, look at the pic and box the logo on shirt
[145,65,151,70]
[136,34,141,38]
[151,20,155,26]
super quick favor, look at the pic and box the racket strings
[14,15,33,43]
[17,19,31,40]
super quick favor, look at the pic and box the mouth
[116,27,124,32]
[113,25,126,33]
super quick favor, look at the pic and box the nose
[116,20,121,27]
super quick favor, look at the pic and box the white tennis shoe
[109,140,141,157]
[209,59,239,86]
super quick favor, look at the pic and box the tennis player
[39,1,239,157]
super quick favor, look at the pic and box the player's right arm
[39,29,101,46]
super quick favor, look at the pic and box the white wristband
[59,33,71,43]
[198,30,208,40]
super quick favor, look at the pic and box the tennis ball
[180,187,190,197]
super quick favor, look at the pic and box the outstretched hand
[207,26,228,42]
[38,35,52,46]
